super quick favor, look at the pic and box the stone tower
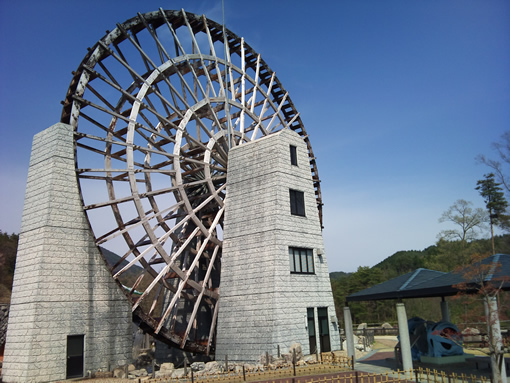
[215,129,340,362]
[2,124,132,382]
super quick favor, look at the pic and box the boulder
[113,367,127,378]
[357,323,367,330]
[204,361,220,373]
[94,371,113,378]
[289,342,303,361]
[171,368,186,378]
[462,327,480,335]
[155,370,168,378]
[381,322,393,329]
[135,351,153,369]
[462,327,482,342]
[259,353,274,364]
[191,361,206,371]
[303,354,317,363]
[160,362,174,371]
[129,368,148,377]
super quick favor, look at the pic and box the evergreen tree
[476,173,509,255]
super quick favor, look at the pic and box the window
[289,247,314,274]
[289,189,305,216]
[290,145,297,166]
[307,308,317,354]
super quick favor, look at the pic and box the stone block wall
[215,129,340,362]
[2,123,132,382]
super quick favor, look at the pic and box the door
[307,308,317,354]
[318,307,331,352]
[66,335,84,379]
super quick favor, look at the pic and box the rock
[243,363,256,372]
[303,354,317,363]
[94,371,113,378]
[357,323,367,330]
[462,327,480,335]
[171,368,186,378]
[381,322,393,329]
[130,368,148,377]
[259,353,274,364]
[203,361,219,373]
[289,342,303,361]
[160,362,175,371]
[191,361,205,371]
[155,370,170,378]
[235,365,244,373]
[280,353,291,364]
[463,327,482,342]
[113,367,127,378]
[128,364,136,372]
[135,351,153,369]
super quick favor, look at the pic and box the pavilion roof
[346,253,510,302]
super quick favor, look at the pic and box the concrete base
[420,354,466,365]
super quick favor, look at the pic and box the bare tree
[454,253,509,383]
[438,199,488,242]
[478,131,510,194]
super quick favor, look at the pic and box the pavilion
[344,254,510,380]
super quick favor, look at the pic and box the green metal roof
[346,254,510,302]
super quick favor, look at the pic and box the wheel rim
[61,9,322,353]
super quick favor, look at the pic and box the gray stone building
[215,129,340,362]
[2,124,133,382]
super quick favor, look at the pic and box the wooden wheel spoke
[65,9,320,353]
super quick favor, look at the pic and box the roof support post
[343,306,355,361]
[484,296,507,383]
[396,302,413,372]
[440,297,450,322]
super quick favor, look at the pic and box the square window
[289,247,314,274]
[289,189,305,216]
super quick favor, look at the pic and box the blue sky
[0,0,509,272]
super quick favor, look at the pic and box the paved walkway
[355,351,398,374]
[355,349,510,378]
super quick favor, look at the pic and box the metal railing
[140,366,492,383]
[142,354,353,382]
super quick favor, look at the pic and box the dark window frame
[289,247,315,274]
[290,145,298,166]
[289,189,305,216]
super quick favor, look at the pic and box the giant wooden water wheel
[61,9,322,354]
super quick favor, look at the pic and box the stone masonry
[215,129,340,362]
[2,123,132,382]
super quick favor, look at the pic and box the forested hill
[330,234,510,324]
[2,229,510,323]
[0,232,17,303]
[0,233,143,304]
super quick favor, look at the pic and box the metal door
[66,335,84,379]
[318,307,331,352]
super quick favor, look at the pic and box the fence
[352,328,399,337]
[141,354,354,383]
[138,368,493,383]
[304,368,492,383]
[137,356,491,383]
